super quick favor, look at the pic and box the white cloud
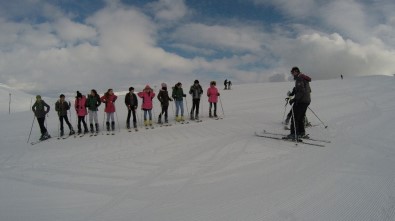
[54,18,97,43]
[149,0,188,21]
[173,23,264,52]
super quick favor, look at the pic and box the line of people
[31,80,221,140]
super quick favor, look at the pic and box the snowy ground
[0,76,395,221]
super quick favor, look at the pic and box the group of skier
[31,80,221,141]
[31,66,312,143]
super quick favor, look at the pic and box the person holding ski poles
[101,89,118,132]
[286,67,311,140]
[284,88,311,128]
[55,94,75,137]
[75,91,89,134]
[86,89,101,133]
[138,85,155,127]
[189,80,203,120]
[125,87,138,129]
[172,82,186,122]
[157,83,173,124]
[32,95,51,140]
[207,81,220,118]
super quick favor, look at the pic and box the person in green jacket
[86,89,101,133]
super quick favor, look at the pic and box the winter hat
[129,87,134,92]
[59,94,65,98]
[176,82,182,87]
[76,91,82,98]
[194,80,199,84]
[161,83,167,88]
[291,67,300,74]
[36,95,41,100]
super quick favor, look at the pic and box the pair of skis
[255,130,330,147]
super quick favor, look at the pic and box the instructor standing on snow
[287,67,311,139]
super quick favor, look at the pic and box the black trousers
[37,117,47,135]
[127,109,137,127]
[159,105,169,121]
[290,103,309,135]
[191,99,200,116]
[209,102,217,115]
[59,115,72,132]
[78,116,88,131]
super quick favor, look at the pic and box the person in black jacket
[189,80,203,120]
[125,87,138,129]
[86,89,101,133]
[157,83,173,124]
[286,67,312,139]
[32,95,51,140]
[55,94,75,136]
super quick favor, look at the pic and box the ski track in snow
[0,76,395,221]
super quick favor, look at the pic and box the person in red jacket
[75,91,88,134]
[207,81,220,118]
[138,85,155,127]
[101,89,118,132]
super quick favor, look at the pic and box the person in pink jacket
[207,81,220,118]
[75,91,88,134]
[101,89,118,132]
[138,85,155,127]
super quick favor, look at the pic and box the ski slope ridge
[0,76,394,221]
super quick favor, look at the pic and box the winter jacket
[75,95,88,117]
[189,84,203,99]
[172,86,186,101]
[293,73,311,104]
[101,94,118,113]
[207,85,219,103]
[55,100,70,117]
[157,89,172,106]
[32,100,50,118]
[138,90,155,110]
[125,92,138,110]
[86,94,101,111]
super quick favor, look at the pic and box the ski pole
[102,111,105,135]
[27,115,36,143]
[308,107,328,128]
[282,98,289,124]
[219,96,225,117]
[115,110,120,132]
[185,99,189,119]
[291,105,298,145]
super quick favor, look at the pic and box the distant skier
[32,95,51,140]
[207,81,220,118]
[224,79,228,90]
[285,67,311,140]
[86,89,101,133]
[228,80,232,90]
[189,80,203,120]
[55,94,75,136]
[75,91,89,134]
[157,83,173,124]
[101,89,118,132]
[341,74,343,80]
[172,82,186,122]
[125,87,138,129]
[138,85,155,127]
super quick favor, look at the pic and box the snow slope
[0,76,395,221]
[0,83,35,113]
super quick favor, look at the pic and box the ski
[263,130,331,143]
[254,132,325,147]
[31,137,51,145]
[62,135,72,139]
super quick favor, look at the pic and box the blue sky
[1,0,395,95]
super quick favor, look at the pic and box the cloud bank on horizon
[0,0,395,95]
